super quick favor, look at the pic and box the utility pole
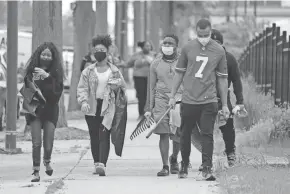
[5,1,20,153]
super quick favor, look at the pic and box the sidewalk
[0,104,220,194]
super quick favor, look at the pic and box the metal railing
[239,23,290,106]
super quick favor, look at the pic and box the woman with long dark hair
[77,35,127,176]
[127,41,156,120]
[23,42,64,182]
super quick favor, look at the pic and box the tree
[149,1,161,51]
[159,1,176,38]
[19,1,32,27]
[68,1,95,111]
[0,1,6,25]
[133,1,145,51]
[32,1,67,128]
[95,1,107,35]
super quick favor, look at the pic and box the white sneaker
[93,163,100,174]
[95,163,106,176]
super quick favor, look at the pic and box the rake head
[130,116,156,140]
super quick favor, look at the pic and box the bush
[231,74,280,131]
[216,74,290,152]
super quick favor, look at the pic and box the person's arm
[41,74,64,104]
[228,53,244,105]
[126,53,138,68]
[145,59,158,112]
[170,47,188,98]
[77,69,89,105]
[216,51,228,107]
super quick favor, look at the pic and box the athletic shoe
[157,165,169,176]
[95,163,106,176]
[202,167,216,181]
[169,156,179,174]
[198,164,203,171]
[31,170,40,182]
[227,152,236,167]
[178,161,188,179]
[44,162,53,176]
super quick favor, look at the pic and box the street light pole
[5,1,19,152]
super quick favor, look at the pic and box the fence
[238,23,290,106]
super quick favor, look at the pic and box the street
[0,104,220,194]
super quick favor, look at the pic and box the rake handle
[146,101,181,139]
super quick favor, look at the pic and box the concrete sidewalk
[0,104,220,194]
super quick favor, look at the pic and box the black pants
[133,76,147,116]
[191,99,236,155]
[218,98,235,155]
[85,99,110,166]
[180,102,218,168]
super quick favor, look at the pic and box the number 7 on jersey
[195,56,208,78]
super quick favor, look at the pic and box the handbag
[20,79,46,117]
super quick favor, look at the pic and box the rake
[129,101,181,140]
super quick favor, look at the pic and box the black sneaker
[31,170,40,182]
[169,156,179,174]
[227,152,236,167]
[178,161,188,179]
[157,165,169,176]
[202,167,216,181]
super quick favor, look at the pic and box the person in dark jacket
[191,29,245,168]
[211,29,244,167]
[24,42,64,182]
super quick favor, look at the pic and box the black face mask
[94,52,107,62]
[39,59,51,70]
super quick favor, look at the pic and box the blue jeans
[30,118,55,171]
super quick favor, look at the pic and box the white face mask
[197,36,211,46]
[161,46,174,56]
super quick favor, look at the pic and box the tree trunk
[32,0,67,128]
[133,1,145,52]
[144,1,150,41]
[120,1,128,61]
[149,1,161,51]
[115,1,122,53]
[95,1,107,35]
[68,1,94,112]
[160,1,175,37]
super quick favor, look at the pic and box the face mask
[161,46,174,56]
[197,36,211,46]
[39,59,51,69]
[94,51,107,62]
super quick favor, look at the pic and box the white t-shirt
[94,67,112,99]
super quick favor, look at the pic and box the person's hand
[145,55,154,63]
[34,67,49,79]
[168,97,176,109]
[144,112,152,119]
[81,103,90,114]
[233,104,247,117]
[221,105,230,119]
